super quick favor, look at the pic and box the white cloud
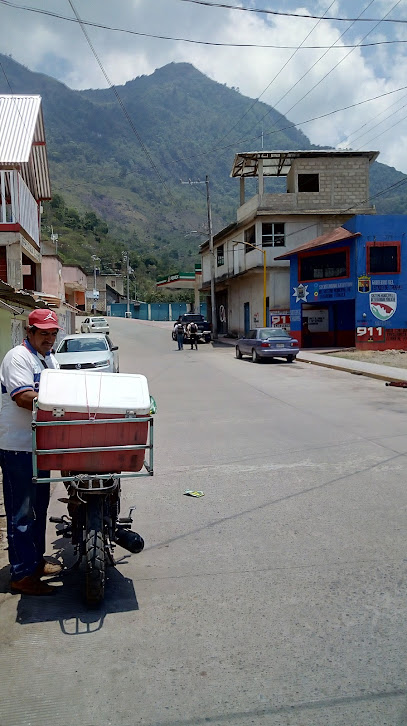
[2,0,407,171]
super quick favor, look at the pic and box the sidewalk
[213,336,407,384]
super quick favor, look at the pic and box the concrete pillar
[169,303,172,322]
[194,280,200,312]
[7,241,22,289]
[240,177,245,206]
[258,159,264,196]
[148,304,151,321]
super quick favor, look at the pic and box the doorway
[244,302,250,334]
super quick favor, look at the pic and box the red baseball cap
[28,309,62,330]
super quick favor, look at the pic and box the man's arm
[13,390,37,410]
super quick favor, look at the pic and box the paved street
[1,317,407,725]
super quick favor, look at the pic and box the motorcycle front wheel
[85,496,105,606]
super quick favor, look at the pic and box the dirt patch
[328,349,407,369]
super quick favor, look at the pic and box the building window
[111,280,116,287]
[367,242,400,274]
[298,174,319,192]
[244,225,256,253]
[216,244,224,266]
[299,249,348,281]
[262,222,285,247]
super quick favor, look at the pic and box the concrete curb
[297,352,407,383]
[212,338,407,384]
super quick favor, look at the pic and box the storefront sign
[369,292,397,321]
[270,311,290,328]
[306,309,329,332]
[356,326,385,342]
[312,281,353,300]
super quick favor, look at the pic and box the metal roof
[0,95,51,200]
[230,150,379,178]
[275,226,360,260]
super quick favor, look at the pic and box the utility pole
[205,175,217,340]
[122,251,131,316]
[181,176,218,340]
[91,255,100,313]
[127,252,130,316]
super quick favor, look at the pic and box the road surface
[1,317,407,726]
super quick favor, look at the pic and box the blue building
[276,215,407,350]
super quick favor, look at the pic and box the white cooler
[35,370,150,473]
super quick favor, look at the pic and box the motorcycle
[31,370,155,606]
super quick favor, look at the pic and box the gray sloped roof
[0,95,51,200]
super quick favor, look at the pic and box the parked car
[235,328,299,363]
[80,316,109,335]
[55,334,119,372]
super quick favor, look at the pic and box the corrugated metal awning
[275,227,360,260]
[0,95,51,200]
[230,150,379,178]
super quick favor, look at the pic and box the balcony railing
[0,170,39,247]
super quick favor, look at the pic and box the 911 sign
[356,326,385,342]
[271,314,290,328]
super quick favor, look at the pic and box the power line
[208,0,337,151]
[171,84,407,166]
[1,0,407,50]
[358,111,407,149]
[234,0,377,150]
[280,0,403,120]
[271,0,376,113]
[343,90,407,144]
[176,0,407,24]
[66,0,174,202]
[349,97,407,147]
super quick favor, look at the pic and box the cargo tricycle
[32,369,154,606]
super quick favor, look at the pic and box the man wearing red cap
[0,309,63,595]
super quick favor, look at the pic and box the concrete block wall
[287,157,371,211]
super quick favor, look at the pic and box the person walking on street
[188,321,198,350]
[0,309,63,596]
[175,321,184,350]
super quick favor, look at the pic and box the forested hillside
[1,53,406,287]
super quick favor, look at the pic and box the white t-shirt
[0,340,59,451]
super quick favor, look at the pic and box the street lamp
[233,240,267,326]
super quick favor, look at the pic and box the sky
[1,0,407,172]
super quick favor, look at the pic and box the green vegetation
[41,193,194,302]
[1,53,406,298]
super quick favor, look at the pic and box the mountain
[1,53,406,275]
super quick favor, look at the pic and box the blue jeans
[0,450,50,581]
[177,333,184,350]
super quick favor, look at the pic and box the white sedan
[55,333,119,372]
[80,316,109,335]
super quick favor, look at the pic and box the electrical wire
[358,111,407,149]
[207,0,337,151]
[1,0,407,50]
[270,0,376,113]
[342,91,407,145]
[348,98,407,147]
[176,0,407,24]
[280,0,403,120]
[236,0,400,152]
[66,0,175,202]
[170,84,407,166]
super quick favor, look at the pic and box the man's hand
[13,390,37,411]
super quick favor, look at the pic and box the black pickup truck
[172,313,212,343]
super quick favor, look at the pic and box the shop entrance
[302,301,355,348]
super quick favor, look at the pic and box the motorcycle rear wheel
[85,497,105,606]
